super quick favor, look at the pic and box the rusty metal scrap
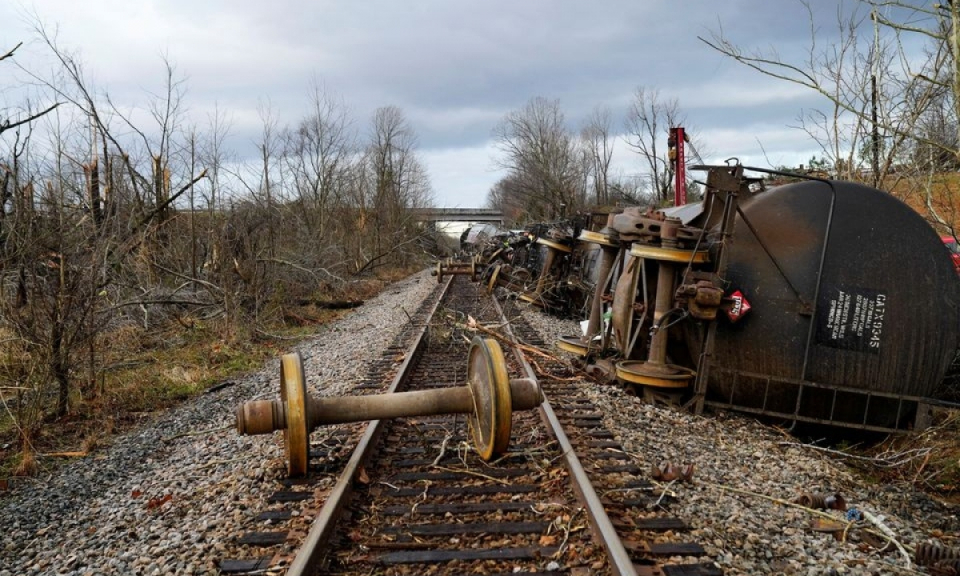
[793,492,846,511]
[931,559,960,576]
[650,461,694,483]
[809,518,846,541]
[916,542,960,567]
[584,359,616,384]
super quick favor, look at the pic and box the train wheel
[466,337,512,461]
[280,353,310,477]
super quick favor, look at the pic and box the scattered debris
[794,492,846,510]
[916,542,960,568]
[650,461,694,483]
[810,518,847,540]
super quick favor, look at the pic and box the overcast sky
[0,1,906,207]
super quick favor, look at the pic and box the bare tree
[0,24,207,423]
[2,41,59,248]
[912,73,959,171]
[705,0,960,267]
[702,1,951,177]
[283,81,355,241]
[200,103,233,212]
[624,87,683,205]
[581,105,615,205]
[870,1,960,161]
[487,173,530,226]
[368,106,431,210]
[491,96,584,221]
[1,43,61,138]
[354,106,432,273]
[0,107,115,422]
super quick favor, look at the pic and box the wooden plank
[634,518,688,531]
[383,484,537,497]
[381,501,533,516]
[277,478,312,487]
[618,479,652,488]
[554,403,595,410]
[392,453,530,468]
[572,419,603,428]
[649,542,706,556]
[378,546,560,564]
[614,517,686,531]
[663,563,724,576]
[385,433,466,443]
[391,457,464,467]
[388,468,528,482]
[380,521,550,536]
[384,446,426,454]
[390,423,451,430]
[218,557,272,573]
[266,491,312,503]
[587,440,623,448]
[236,531,287,546]
[578,451,631,461]
[254,510,292,522]
[619,498,654,508]
[597,464,643,474]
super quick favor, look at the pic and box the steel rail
[285,276,453,576]
[492,296,638,576]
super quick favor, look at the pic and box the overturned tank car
[553,163,960,433]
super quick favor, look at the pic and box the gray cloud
[1,1,894,206]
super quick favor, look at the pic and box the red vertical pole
[674,127,686,206]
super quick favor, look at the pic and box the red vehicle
[943,236,960,274]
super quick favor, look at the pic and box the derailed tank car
[702,169,960,430]
[555,163,960,432]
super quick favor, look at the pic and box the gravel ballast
[1,271,958,576]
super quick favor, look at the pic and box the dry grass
[885,172,960,234]
[0,314,289,480]
[12,446,36,477]
[0,271,407,482]
[864,410,960,503]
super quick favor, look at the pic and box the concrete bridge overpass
[412,208,503,224]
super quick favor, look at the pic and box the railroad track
[220,275,723,576]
